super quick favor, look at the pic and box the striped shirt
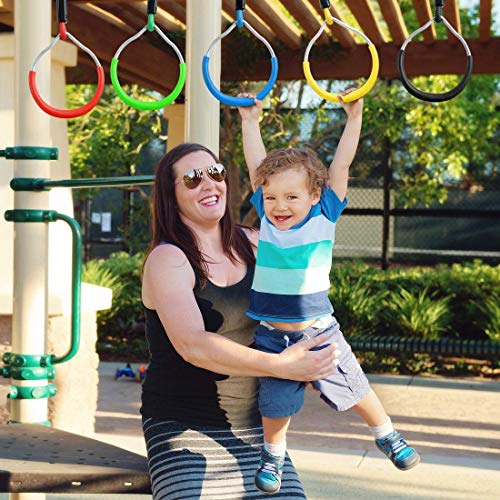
[248,185,347,323]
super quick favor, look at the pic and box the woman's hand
[237,93,263,122]
[338,87,363,120]
[275,333,341,382]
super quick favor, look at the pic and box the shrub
[383,287,451,339]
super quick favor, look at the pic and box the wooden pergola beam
[443,0,461,43]
[479,0,492,42]
[72,53,174,95]
[221,0,277,43]
[126,1,185,31]
[76,3,138,35]
[307,0,356,48]
[411,0,436,44]
[376,0,408,45]
[67,4,182,90]
[0,0,13,13]
[344,0,387,46]
[281,0,329,45]
[221,38,500,80]
[158,0,186,26]
[246,0,304,49]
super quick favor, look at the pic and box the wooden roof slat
[221,0,277,43]
[411,0,436,44]
[76,3,137,35]
[158,1,187,25]
[376,0,408,45]
[479,0,492,42]
[126,1,185,31]
[74,53,169,94]
[67,4,182,92]
[0,0,13,13]
[443,0,461,42]
[246,0,303,49]
[307,0,356,48]
[281,0,329,45]
[344,0,387,45]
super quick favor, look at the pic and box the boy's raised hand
[338,87,363,120]
[237,93,263,122]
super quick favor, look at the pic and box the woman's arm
[142,245,339,381]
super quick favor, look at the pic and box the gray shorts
[254,318,371,418]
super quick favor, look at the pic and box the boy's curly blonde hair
[255,147,327,194]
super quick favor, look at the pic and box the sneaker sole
[254,474,281,496]
[376,443,421,471]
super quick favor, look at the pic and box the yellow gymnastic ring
[303,43,379,102]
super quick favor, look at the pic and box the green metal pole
[11,175,154,191]
[50,212,82,365]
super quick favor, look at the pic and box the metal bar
[50,213,82,365]
[342,208,500,218]
[350,336,500,357]
[11,176,155,191]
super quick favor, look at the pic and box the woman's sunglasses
[176,163,227,189]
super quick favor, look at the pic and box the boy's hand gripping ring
[29,33,104,118]
[397,16,472,102]
[303,18,379,103]
[110,25,186,111]
[203,19,278,107]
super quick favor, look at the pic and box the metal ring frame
[398,16,473,102]
[303,18,379,103]
[202,19,278,107]
[110,24,186,111]
[29,33,104,119]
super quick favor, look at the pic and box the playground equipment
[398,0,473,102]
[202,0,278,106]
[115,363,147,382]
[29,0,104,118]
[110,0,186,110]
[303,0,379,103]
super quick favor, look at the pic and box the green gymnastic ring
[110,59,186,111]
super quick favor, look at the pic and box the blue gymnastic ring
[202,55,278,107]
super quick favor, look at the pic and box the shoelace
[260,461,280,475]
[385,433,407,457]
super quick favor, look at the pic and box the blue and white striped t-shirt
[247,185,347,323]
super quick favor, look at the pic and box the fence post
[381,136,392,270]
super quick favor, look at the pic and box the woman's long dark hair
[144,143,255,286]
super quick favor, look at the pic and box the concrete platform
[1,363,499,499]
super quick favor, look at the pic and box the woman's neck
[181,217,223,253]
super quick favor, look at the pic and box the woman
[141,143,339,499]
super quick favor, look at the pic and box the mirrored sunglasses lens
[207,164,226,182]
[183,169,202,189]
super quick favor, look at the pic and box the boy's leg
[353,390,420,470]
[255,416,290,495]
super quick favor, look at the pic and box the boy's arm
[328,90,364,201]
[238,95,266,191]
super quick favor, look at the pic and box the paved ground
[1,362,499,499]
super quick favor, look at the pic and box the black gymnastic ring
[397,48,473,103]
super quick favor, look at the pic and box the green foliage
[383,287,451,340]
[475,296,500,342]
[329,261,387,336]
[82,251,144,338]
[66,84,162,200]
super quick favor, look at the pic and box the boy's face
[262,167,320,231]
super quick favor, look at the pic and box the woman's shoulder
[142,244,195,308]
[239,226,259,248]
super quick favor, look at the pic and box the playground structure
[0,0,499,497]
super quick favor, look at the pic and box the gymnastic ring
[111,25,186,111]
[397,17,472,102]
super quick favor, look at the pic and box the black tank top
[141,258,261,428]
